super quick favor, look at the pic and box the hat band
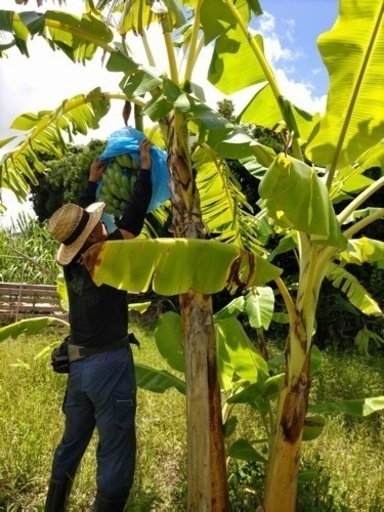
[63,210,90,246]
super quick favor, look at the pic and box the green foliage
[30,139,106,222]
[0,214,57,284]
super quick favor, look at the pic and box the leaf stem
[337,176,384,224]
[343,208,384,239]
[184,0,203,82]
[274,276,295,320]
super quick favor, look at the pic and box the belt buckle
[68,344,85,363]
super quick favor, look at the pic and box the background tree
[30,139,106,221]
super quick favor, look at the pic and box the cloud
[258,12,302,63]
[255,10,325,114]
[274,69,326,114]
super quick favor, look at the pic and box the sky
[0,0,339,227]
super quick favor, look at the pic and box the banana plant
[232,2,384,510]
[1,1,384,511]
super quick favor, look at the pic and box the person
[44,139,153,512]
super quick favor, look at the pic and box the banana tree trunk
[263,313,311,512]
[264,326,310,512]
[180,291,230,511]
[263,249,323,512]
[164,112,230,511]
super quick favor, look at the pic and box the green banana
[98,153,143,217]
[121,174,131,197]
[130,158,139,170]
[110,183,123,200]
[115,153,133,168]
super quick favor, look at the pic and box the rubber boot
[92,491,128,512]
[44,478,72,512]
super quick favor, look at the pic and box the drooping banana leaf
[338,236,384,265]
[326,262,382,316]
[194,144,264,254]
[0,89,112,200]
[305,0,384,170]
[258,153,347,249]
[0,316,68,342]
[117,0,186,36]
[82,238,282,295]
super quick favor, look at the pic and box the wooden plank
[0,282,56,288]
[0,282,67,319]
[0,289,59,298]
[0,299,62,306]
[0,284,58,294]
[0,305,63,313]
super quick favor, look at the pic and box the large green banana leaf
[82,238,282,294]
[305,0,384,169]
[208,24,265,94]
[200,0,262,45]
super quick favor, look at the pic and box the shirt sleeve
[78,181,98,208]
[117,170,152,236]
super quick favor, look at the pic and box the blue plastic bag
[97,126,170,232]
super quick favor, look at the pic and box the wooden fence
[0,282,67,322]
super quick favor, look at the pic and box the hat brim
[56,202,105,265]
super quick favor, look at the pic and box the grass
[0,317,383,511]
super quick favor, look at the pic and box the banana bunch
[98,153,139,218]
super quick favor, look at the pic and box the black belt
[68,333,139,363]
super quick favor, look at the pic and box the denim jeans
[50,346,136,499]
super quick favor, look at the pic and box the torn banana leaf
[82,238,282,295]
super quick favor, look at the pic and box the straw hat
[48,202,105,265]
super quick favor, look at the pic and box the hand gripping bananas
[97,153,140,218]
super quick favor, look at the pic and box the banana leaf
[305,0,384,169]
[82,238,282,295]
[259,153,347,249]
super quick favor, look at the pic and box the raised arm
[117,139,153,239]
